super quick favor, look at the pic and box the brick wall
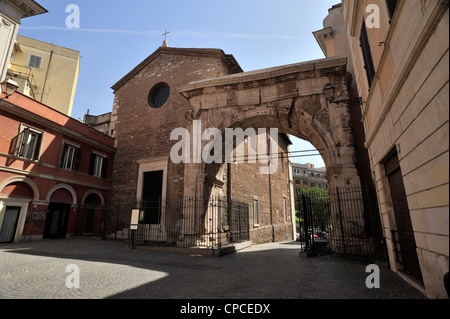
[230,134,293,244]
[109,47,293,244]
[110,48,233,206]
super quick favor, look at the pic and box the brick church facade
[109,44,295,246]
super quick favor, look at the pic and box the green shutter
[73,147,82,171]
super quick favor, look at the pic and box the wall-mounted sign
[130,209,139,230]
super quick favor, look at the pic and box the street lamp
[1,78,19,100]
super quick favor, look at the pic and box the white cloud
[20,26,161,35]
[20,26,296,39]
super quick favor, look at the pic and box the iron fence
[106,197,250,250]
[104,200,136,241]
[296,186,387,262]
[296,189,333,255]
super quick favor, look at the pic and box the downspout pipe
[268,134,275,243]
[40,49,54,103]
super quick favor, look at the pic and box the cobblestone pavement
[0,238,426,300]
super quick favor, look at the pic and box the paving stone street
[0,237,427,301]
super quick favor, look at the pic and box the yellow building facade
[292,163,329,193]
[0,0,47,82]
[7,35,80,116]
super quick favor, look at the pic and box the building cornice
[179,56,348,99]
[313,27,333,57]
[0,164,111,191]
[0,95,115,153]
[1,0,47,22]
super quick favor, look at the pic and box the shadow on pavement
[0,238,427,300]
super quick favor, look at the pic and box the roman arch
[178,57,361,199]
[177,57,371,252]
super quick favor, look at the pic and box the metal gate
[297,190,333,256]
[296,186,387,262]
[228,200,250,244]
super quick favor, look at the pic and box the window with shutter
[27,54,43,69]
[89,154,96,176]
[101,157,108,179]
[61,144,76,170]
[90,153,107,178]
[15,128,29,158]
[73,148,82,171]
[15,126,43,160]
[24,132,38,159]
[32,133,42,161]
[360,21,376,88]
[61,142,81,171]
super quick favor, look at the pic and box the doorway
[84,208,95,233]
[0,206,21,243]
[141,170,163,224]
[82,193,101,234]
[384,150,423,283]
[44,203,71,239]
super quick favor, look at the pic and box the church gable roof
[111,47,243,92]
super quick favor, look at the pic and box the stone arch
[0,176,39,201]
[213,112,335,168]
[81,190,105,207]
[179,57,361,200]
[46,184,77,205]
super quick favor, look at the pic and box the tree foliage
[296,187,332,231]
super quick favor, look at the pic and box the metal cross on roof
[162,30,170,40]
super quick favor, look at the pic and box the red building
[0,89,115,243]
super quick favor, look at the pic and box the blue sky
[18,0,339,167]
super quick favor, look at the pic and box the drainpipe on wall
[267,134,275,243]
[288,153,296,240]
[269,169,275,243]
[227,162,232,229]
[40,49,53,103]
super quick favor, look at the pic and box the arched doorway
[79,191,104,235]
[0,177,38,243]
[44,185,76,239]
[0,179,37,243]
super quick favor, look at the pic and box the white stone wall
[344,0,449,298]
